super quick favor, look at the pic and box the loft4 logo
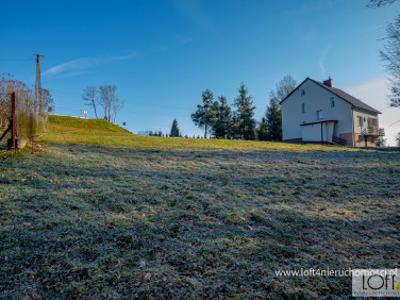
[352,269,400,297]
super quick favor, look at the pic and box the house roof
[280,77,381,114]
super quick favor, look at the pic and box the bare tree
[271,75,297,102]
[99,85,122,122]
[42,89,54,113]
[383,15,400,107]
[368,0,398,7]
[82,86,98,118]
[369,0,400,107]
[111,97,123,123]
[0,74,49,143]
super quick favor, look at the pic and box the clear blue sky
[0,0,398,137]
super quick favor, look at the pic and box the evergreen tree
[265,75,296,141]
[211,96,233,138]
[170,119,180,137]
[191,89,215,138]
[265,94,282,141]
[233,83,256,140]
[257,117,268,141]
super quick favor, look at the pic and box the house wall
[301,124,321,142]
[281,79,353,143]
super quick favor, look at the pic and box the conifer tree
[191,89,215,138]
[233,83,256,140]
[212,96,232,138]
[257,117,268,141]
[170,119,180,137]
[265,75,296,141]
[265,95,282,141]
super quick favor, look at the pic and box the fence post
[10,92,17,149]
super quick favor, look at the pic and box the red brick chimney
[323,78,333,88]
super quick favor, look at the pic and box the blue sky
[1,0,399,143]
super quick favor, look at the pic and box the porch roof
[300,119,338,126]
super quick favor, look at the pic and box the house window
[358,116,363,127]
[368,118,378,131]
[317,110,324,120]
[331,97,335,108]
[302,103,305,113]
[301,89,306,96]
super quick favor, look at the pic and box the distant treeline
[144,75,296,141]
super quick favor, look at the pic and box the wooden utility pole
[34,54,43,113]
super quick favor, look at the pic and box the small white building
[280,78,383,147]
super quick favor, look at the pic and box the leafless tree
[0,75,48,143]
[369,0,400,107]
[0,76,33,129]
[42,89,54,113]
[99,85,122,122]
[368,0,398,7]
[111,97,123,123]
[82,86,98,118]
[271,75,297,102]
[382,15,400,107]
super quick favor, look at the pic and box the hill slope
[43,115,350,152]
[1,115,398,298]
[48,115,131,134]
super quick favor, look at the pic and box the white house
[280,78,383,147]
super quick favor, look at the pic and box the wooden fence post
[10,92,17,149]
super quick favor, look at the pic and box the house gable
[280,79,353,141]
[280,78,381,115]
[280,78,382,147]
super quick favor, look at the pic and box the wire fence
[0,76,49,148]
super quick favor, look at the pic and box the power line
[0,58,32,62]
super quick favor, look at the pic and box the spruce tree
[257,117,268,141]
[191,89,215,138]
[212,96,232,138]
[233,83,256,140]
[170,119,180,137]
[265,75,296,141]
[266,95,282,141]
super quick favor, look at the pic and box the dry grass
[0,115,398,298]
[42,115,354,152]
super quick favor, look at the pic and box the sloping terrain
[0,116,398,299]
[43,115,352,152]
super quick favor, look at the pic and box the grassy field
[43,115,353,152]
[0,116,399,299]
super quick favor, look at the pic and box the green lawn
[0,116,398,299]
